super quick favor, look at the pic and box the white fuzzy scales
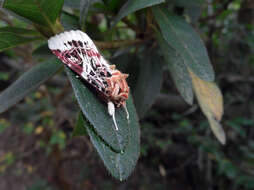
[48,30,96,51]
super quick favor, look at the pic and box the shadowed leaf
[65,67,140,152]
[166,0,204,7]
[152,6,214,81]
[158,34,193,105]
[72,112,87,137]
[32,43,54,60]
[61,12,79,31]
[3,0,64,26]
[0,27,42,52]
[0,27,40,36]
[134,51,163,118]
[114,0,165,25]
[0,59,63,113]
[80,0,92,29]
[79,98,140,180]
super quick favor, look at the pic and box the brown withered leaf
[189,69,226,145]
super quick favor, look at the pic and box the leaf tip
[208,116,226,145]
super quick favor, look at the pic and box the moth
[48,30,129,130]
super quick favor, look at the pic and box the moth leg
[110,65,116,70]
[108,101,118,130]
[123,102,129,122]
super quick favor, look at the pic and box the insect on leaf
[48,30,138,152]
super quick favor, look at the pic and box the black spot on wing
[100,72,105,77]
[90,71,95,76]
[72,40,78,47]
[107,71,111,77]
[78,41,83,47]
[65,54,71,58]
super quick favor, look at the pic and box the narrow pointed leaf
[114,0,165,24]
[189,69,225,144]
[152,6,214,81]
[158,34,193,105]
[134,51,163,118]
[32,43,54,60]
[80,97,140,180]
[80,0,92,29]
[3,0,64,26]
[61,12,79,31]
[0,59,63,113]
[166,0,204,7]
[0,27,40,36]
[64,0,81,9]
[65,67,135,152]
[207,116,226,145]
[0,29,42,52]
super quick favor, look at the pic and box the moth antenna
[108,101,118,130]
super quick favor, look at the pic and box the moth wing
[48,30,111,94]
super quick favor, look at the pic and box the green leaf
[0,27,40,36]
[152,6,214,81]
[65,67,137,152]
[0,59,63,113]
[64,0,81,9]
[158,34,193,105]
[80,98,140,180]
[166,0,204,7]
[61,12,79,31]
[32,43,54,60]
[72,112,87,137]
[114,0,165,24]
[79,0,101,29]
[80,0,93,29]
[226,120,246,138]
[103,0,126,13]
[134,51,163,118]
[0,31,42,52]
[3,0,64,26]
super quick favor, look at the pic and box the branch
[122,17,141,34]
[199,0,233,23]
[94,38,144,49]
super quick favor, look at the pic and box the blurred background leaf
[152,6,214,81]
[134,50,163,118]
[0,59,62,113]
[3,0,64,26]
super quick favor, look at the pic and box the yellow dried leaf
[189,69,226,145]
[35,126,44,134]
[35,92,42,99]
[26,164,34,173]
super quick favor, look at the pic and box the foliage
[0,0,253,189]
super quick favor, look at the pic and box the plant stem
[94,38,144,49]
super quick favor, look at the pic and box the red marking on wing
[52,49,84,76]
